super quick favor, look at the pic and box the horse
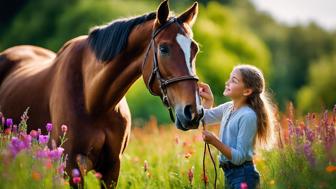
[0,0,203,187]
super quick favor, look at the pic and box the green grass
[0,107,335,188]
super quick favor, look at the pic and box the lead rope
[202,119,217,188]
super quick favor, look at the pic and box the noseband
[142,18,199,122]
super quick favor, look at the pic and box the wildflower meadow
[0,104,335,188]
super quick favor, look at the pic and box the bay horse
[0,0,203,187]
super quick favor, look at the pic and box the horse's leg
[100,99,131,188]
[102,156,121,188]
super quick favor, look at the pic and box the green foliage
[0,0,270,123]
[192,2,270,105]
[1,0,335,122]
[229,1,336,110]
[297,54,336,113]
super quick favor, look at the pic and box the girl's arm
[198,82,214,109]
[203,112,257,165]
[202,130,232,160]
[199,82,227,125]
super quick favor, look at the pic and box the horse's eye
[159,45,169,55]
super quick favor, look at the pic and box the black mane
[88,12,156,62]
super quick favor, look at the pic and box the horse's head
[142,1,203,131]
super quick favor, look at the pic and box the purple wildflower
[304,126,315,143]
[8,137,27,157]
[21,134,32,148]
[6,118,13,129]
[48,147,64,160]
[46,123,53,132]
[36,149,49,158]
[303,142,315,166]
[72,168,80,177]
[38,135,49,144]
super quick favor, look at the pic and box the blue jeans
[222,163,260,189]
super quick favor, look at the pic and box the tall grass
[0,104,335,188]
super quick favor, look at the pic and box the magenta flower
[73,177,81,184]
[38,135,49,144]
[240,182,248,189]
[46,123,53,132]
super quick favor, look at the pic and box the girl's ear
[243,88,253,97]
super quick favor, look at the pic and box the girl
[199,64,274,189]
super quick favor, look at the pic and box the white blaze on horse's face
[176,33,193,75]
[176,33,203,115]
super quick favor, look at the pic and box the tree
[297,54,336,113]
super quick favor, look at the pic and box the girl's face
[223,68,250,99]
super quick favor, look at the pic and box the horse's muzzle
[175,105,204,130]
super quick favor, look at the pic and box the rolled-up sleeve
[203,103,228,125]
[230,112,257,165]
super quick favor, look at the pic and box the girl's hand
[202,130,218,145]
[198,82,214,109]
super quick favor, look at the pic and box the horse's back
[0,45,56,130]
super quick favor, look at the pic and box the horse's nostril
[183,105,195,121]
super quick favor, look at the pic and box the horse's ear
[177,2,198,27]
[156,0,169,25]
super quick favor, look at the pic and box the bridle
[142,17,199,122]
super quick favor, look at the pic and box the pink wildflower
[72,177,81,184]
[61,124,68,133]
[240,182,248,189]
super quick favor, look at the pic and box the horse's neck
[84,21,154,115]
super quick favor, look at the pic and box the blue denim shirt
[203,101,257,165]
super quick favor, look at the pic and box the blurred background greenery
[1,0,335,124]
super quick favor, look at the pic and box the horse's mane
[88,12,156,62]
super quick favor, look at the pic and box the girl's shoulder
[238,106,257,120]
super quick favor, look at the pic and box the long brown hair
[236,65,274,145]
